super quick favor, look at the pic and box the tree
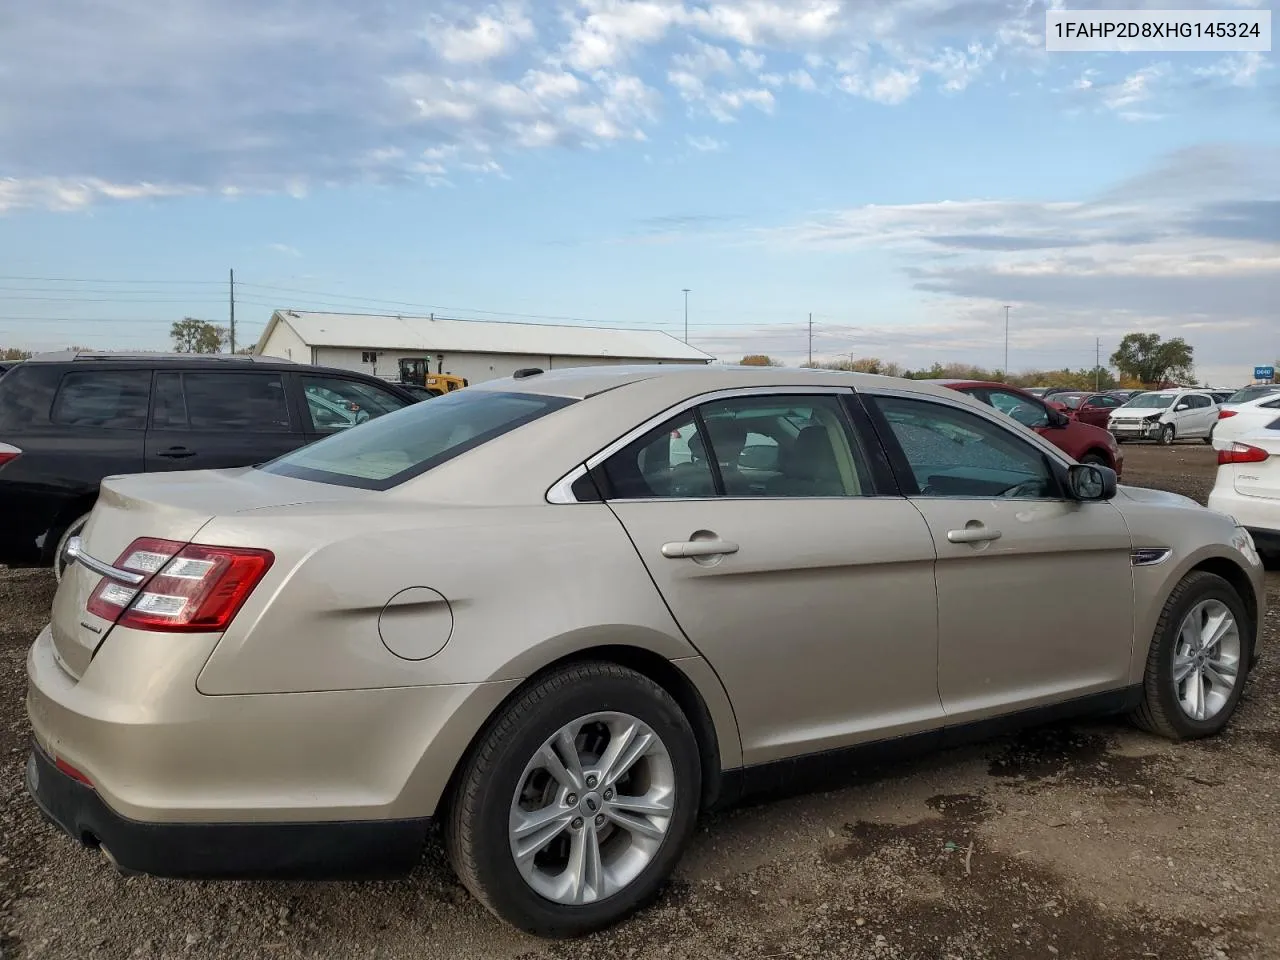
[171,318,228,354]
[1110,333,1194,386]
[2,347,32,361]
[740,354,783,366]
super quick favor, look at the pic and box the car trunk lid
[1229,434,1280,501]
[50,467,369,678]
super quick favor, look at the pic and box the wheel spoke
[1180,617,1202,654]
[566,826,603,904]
[554,728,587,790]
[1190,666,1206,721]
[511,805,573,861]
[1203,610,1234,651]
[1173,655,1197,684]
[602,728,654,790]
[1203,659,1237,693]
[606,807,666,841]
[609,791,674,818]
[537,738,583,793]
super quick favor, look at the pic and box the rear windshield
[1122,392,1176,409]
[259,389,573,490]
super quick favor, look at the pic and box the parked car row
[0,351,418,575]
[24,364,1266,938]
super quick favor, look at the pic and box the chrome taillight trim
[63,536,147,586]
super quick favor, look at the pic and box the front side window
[598,393,870,499]
[980,389,1050,428]
[1089,395,1120,408]
[261,389,573,490]
[178,372,291,432]
[873,396,1059,500]
[302,375,409,434]
[51,371,151,429]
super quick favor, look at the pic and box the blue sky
[0,0,1276,384]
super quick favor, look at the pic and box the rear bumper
[26,742,429,879]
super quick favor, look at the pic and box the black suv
[0,351,417,574]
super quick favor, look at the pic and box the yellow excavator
[397,358,468,398]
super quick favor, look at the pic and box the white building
[253,310,714,383]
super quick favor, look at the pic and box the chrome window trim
[544,385,857,504]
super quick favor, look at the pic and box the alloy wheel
[508,712,676,905]
[1172,599,1241,722]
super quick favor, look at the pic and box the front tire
[446,662,701,937]
[1079,451,1109,467]
[1158,424,1176,445]
[1131,572,1253,740]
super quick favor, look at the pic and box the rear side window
[260,389,573,490]
[155,372,291,432]
[51,371,151,429]
[0,364,62,428]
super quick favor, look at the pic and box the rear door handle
[946,525,1002,544]
[157,446,196,459]
[661,539,740,559]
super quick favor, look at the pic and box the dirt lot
[3,443,1278,960]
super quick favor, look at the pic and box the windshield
[1056,393,1089,409]
[1227,385,1280,404]
[1121,392,1176,409]
[260,389,574,490]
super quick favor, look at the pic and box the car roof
[472,364,960,401]
[17,351,407,387]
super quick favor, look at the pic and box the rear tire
[1079,452,1108,467]
[1158,424,1176,446]
[445,662,701,937]
[1130,572,1252,740]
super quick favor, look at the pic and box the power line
[0,275,222,285]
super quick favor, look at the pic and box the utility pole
[682,288,691,343]
[1003,305,1011,376]
[808,312,813,367]
[1095,338,1101,392]
[229,268,236,354]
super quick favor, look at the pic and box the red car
[931,381,1124,477]
[1047,391,1126,429]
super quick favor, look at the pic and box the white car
[1208,431,1280,563]
[1211,387,1280,450]
[1108,390,1219,445]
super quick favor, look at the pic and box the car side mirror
[1048,408,1070,428]
[1068,463,1117,501]
[1175,403,1189,411]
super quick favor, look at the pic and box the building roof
[255,310,713,362]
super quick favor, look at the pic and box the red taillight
[0,441,21,467]
[86,537,273,633]
[1218,443,1269,465]
[55,756,94,787]
[1219,409,1237,419]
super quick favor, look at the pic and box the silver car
[26,366,1265,936]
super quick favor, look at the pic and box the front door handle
[661,539,740,559]
[157,446,196,459]
[946,524,1002,544]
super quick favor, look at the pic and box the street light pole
[1003,305,1011,376]
[682,288,691,343]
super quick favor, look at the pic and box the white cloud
[687,134,727,152]
[0,0,1272,211]
[747,145,1280,373]
[1194,52,1269,87]
[268,242,301,257]
[427,4,535,62]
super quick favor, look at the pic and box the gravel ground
[3,443,1278,960]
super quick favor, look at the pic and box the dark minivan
[0,351,416,575]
